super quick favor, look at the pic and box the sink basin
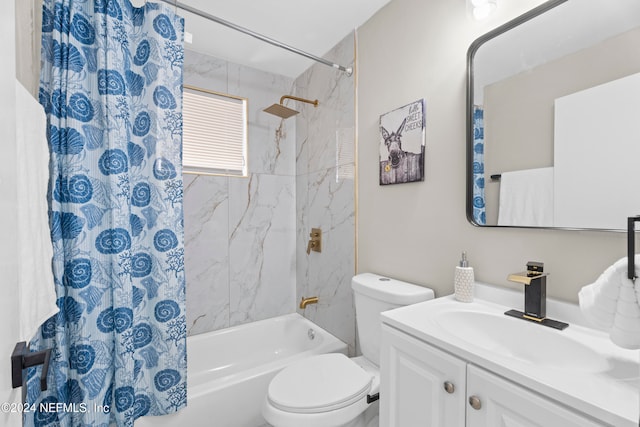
[433,309,609,372]
[381,289,640,427]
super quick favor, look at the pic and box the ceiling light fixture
[470,0,497,21]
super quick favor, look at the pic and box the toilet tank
[352,273,434,366]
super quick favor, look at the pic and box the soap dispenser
[454,251,474,302]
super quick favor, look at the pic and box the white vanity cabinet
[380,324,466,427]
[380,324,605,427]
[465,364,603,427]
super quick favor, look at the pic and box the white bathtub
[136,313,347,427]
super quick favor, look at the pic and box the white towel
[497,167,554,227]
[16,80,58,342]
[578,255,640,349]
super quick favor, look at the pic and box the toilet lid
[268,353,373,414]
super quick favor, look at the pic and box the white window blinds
[182,86,248,176]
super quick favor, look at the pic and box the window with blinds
[182,85,248,176]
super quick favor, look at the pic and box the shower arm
[279,95,318,107]
[159,0,353,76]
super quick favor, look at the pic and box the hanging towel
[578,255,640,349]
[16,80,58,342]
[497,167,554,227]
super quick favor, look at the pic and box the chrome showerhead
[263,95,319,119]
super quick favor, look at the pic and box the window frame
[182,84,249,177]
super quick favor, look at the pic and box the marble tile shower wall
[183,49,297,335]
[295,33,357,354]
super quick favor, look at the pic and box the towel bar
[627,216,640,281]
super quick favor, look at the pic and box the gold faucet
[299,296,319,309]
[505,261,569,330]
[306,228,322,255]
[507,261,548,320]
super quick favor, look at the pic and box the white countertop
[380,283,640,427]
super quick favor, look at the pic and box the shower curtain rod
[158,0,353,76]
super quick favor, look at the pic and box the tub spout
[299,296,319,309]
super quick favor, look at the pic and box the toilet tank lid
[351,273,435,305]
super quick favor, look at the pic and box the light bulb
[471,0,497,20]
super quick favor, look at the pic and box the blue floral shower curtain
[27,1,186,426]
[472,105,486,225]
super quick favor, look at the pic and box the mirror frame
[465,0,579,229]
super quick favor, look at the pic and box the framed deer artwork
[379,99,426,185]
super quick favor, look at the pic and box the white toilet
[262,273,434,427]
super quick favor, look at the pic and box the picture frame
[379,99,426,185]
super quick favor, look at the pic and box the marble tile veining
[183,50,296,336]
[229,174,296,326]
[183,32,355,347]
[184,174,230,335]
[296,32,357,353]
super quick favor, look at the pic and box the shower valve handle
[306,228,322,255]
[306,240,316,254]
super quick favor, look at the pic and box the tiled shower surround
[183,34,356,353]
[294,35,357,354]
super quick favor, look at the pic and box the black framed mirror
[466,0,640,231]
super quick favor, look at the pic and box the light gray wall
[3,2,26,424]
[357,0,631,303]
[15,0,41,96]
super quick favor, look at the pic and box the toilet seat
[267,353,373,414]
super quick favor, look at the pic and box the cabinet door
[380,325,466,427]
[466,365,604,427]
